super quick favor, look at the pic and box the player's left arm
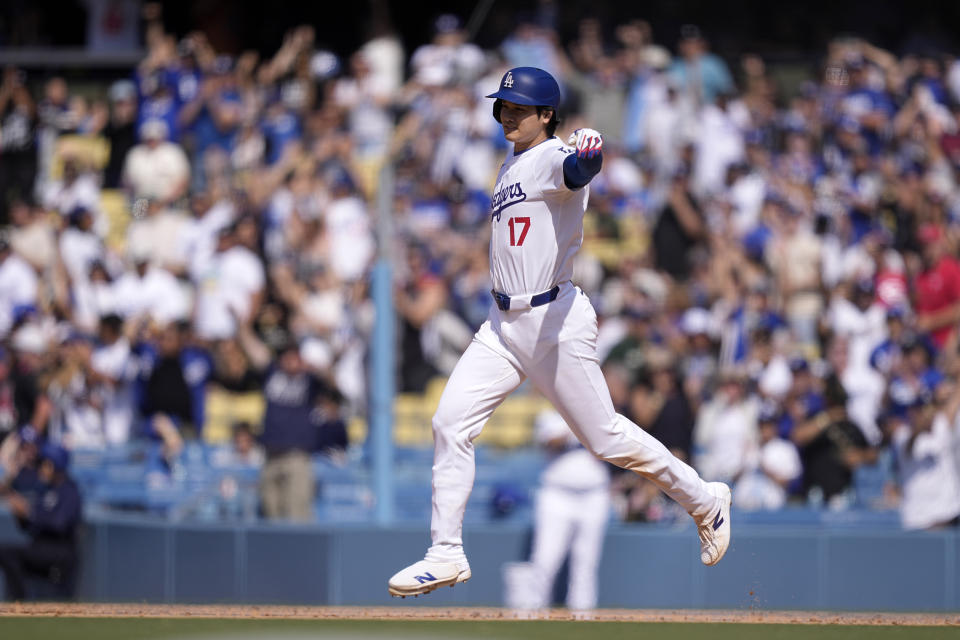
[563,128,603,190]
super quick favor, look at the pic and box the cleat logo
[712,512,724,531]
[414,572,437,584]
[503,72,514,88]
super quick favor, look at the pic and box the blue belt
[492,285,560,311]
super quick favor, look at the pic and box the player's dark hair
[537,106,559,137]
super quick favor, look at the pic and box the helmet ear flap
[492,99,502,123]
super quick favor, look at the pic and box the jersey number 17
[508,217,530,246]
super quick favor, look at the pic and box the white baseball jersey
[418,124,723,584]
[490,137,588,296]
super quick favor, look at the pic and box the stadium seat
[203,389,266,445]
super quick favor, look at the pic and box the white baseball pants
[426,283,719,565]
[529,484,610,610]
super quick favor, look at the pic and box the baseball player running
[388,67,731,598]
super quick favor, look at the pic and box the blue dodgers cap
[886,306,907,320]
[40,442,70,472]
[434,13,462,34]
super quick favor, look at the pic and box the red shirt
[915,256,960,347]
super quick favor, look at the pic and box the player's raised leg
[388,326,525,596]
[525,300,731,565]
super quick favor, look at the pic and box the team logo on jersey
[503,71,514,88]
[491,181,526,220]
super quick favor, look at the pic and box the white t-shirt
[193,247,265,340]
[0,253,38,336]
[112,266,189,324]
[694,395,760,483]
[50,372,104,450]
[324,196,374,283]
[10,221,57,270]
[756,354,793,399]
[139,209,191,271]
[693,103,744,197]
[123,142,190,202]
[410,42,486,86]
[841,363,886,446]
[735,437,802,511]
[535,410,609,491]
[182,201,236,280]
[72,280,118,332]
[729,172,766,237]
[644,99,682,169]
[59,227,103,285]
[827,298,887,372]
[91,337,135,446]
[489,137,588,296]
[302,288,346,334]
[894,415,960,530]
[43,174,104,234]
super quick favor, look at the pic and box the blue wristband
[563,150,603,189]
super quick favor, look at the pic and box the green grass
[0,618,956,640]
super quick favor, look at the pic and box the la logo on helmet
[503,71,514,88]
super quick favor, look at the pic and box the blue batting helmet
[486,67,561,123]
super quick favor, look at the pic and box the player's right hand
[567,128,603,159]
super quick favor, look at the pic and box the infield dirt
[0,603,957,626]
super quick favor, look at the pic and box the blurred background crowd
[0,0,959,533]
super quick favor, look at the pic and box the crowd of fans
[0,7,959,529]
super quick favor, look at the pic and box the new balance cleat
[698,482,732,566]
[388,559,472,597]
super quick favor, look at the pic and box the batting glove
[567,128,603,159]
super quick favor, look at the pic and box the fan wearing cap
[410,14,485,87]
[693,366,761,484]
[122,117,190,205]
[892,380,960,530]
[58,206,103,287]
[192,218,266,341]
[177,54,243,166]
[0,443,82,601]
[667,25,734,108]
[678,307,718,407]
[9,324,52,438]
[103,80,139,189]
[791,352,874,504]
[825,278,887,373]
[914,223,960,349]
[42,153,104,233]
[734,402,802,511]
[234,316,344,521]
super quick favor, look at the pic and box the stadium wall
[0,512,957,611]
